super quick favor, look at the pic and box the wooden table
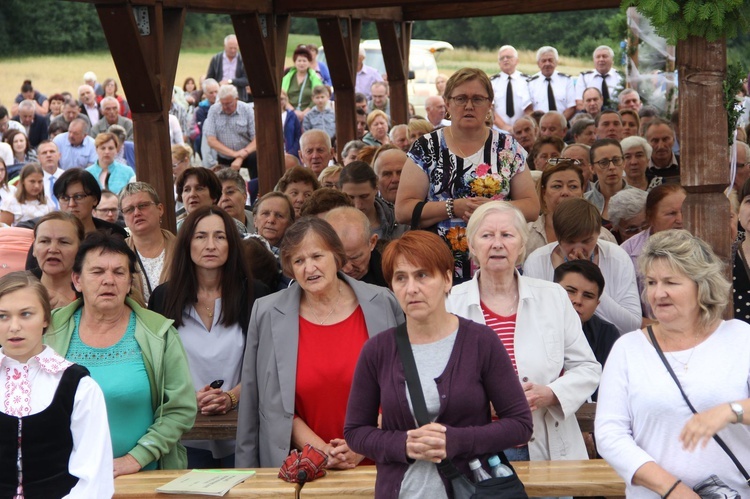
[113,469,298,498]
[183,410,238,440]
[300,460,625,498]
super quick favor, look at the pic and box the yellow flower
[445,226,468,252]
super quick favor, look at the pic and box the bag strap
[647,326,750,484]
[394,322,465,480]
[410,201,427,230]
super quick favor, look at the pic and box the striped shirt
[480,301,517,373]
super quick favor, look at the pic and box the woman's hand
[680,404,734,451]
[196,385,232,415]
[326,438,366,469]
[113,454,142,477]
[406,422,447,463]
[522,382,559,411]
[455,197,491,222]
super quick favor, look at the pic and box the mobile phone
[210,379,224,389]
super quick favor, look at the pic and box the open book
[156,469,256,496]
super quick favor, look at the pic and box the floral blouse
[408,128,526,283]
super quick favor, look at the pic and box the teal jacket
[46,297,197,470]
[86,160,135,195]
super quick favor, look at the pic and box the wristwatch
[730,402,744,424]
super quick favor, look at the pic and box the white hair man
[575,45,623,109]
[424,95,449,128]
[89,96,134,140]
[355,45,383,100]
[206,34,249,101]
[527,46,576,120]
[490,45,532,132]
[373,148,407,204]
[325,206,386,287]
[299,129,335,176]
[388,125,410,152]
[539,111,568,140]
[77,84,100,124]
[617,88,642,111]
[13,100,49,148]
[203,84,257,175]
[83,71,104,97]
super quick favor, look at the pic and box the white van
[319,39,454,116]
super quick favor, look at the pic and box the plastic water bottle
[487,455,514,477]
[468,458,491,483]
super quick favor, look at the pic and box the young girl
[0,271,113,498]
[0,158,16,206]
[0,163,55,226]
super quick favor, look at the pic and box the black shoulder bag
[647,326,749,497]
[394,323,528,499]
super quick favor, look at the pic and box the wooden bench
[300,460,624,497]
[113,469,298,498]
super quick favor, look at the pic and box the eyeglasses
[546,158,581,166]
[593,156,624,169]
[58,193,89,203]
[450,95,490,107]
[172,160,186,168]
[95,208,119,215]
[623,223,649,235]
[122,201,156,215]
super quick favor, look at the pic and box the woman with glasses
[120,182,176,304]
[584,139,636,226]
[525,158,616,258]
[396,67,539,285]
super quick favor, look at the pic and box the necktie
[49,176,58,209]
[506,77,515,118]
[546,77,557,111]
[600,73,610,107]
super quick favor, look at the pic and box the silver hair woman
[608,188,648,243]
[596,229,750,498]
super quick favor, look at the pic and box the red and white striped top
[480,301,517,373]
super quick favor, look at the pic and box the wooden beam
[403,0,620,20]
[293,8,402,21]
[232,13,289,196]
[376,21,410,125]
[676,36,730,315]
[318,17,362,156]
[96,2,185,232]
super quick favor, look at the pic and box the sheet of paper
[156,469,256,496]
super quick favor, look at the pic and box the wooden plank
[113,469,298,498]
[292,8,403,21]
[576,402,596,434]
[183,410,238,440]
[403,0,621,20]
[376,21,410,125]
[300,461,625,497]
[232,13,288,195]
[318,17,361,154]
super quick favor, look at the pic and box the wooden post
[232,13,289,197]
[96,3,185,233]
[318,16,362,157]
[677,36,731,315]
[376,21,411,125]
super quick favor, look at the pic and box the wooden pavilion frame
[73,0,730,282]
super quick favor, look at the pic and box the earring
[445,111,451,120]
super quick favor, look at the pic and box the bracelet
[225,391,238,410]
[662,479,681,499]
[446,198,455,219]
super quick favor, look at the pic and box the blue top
[53,133,98,170]
[66,310,157,470]
[86,160,135,195]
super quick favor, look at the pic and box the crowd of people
[0,36,748,499]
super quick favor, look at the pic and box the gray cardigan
[234,272,404,468]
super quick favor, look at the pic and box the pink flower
[476,163,491,177]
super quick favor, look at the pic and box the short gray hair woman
[608,188,648,243]
[596,229,750,497]
[620,136,655,192]
[447,200,600,462]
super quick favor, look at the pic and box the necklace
[204,304,214,319]
[447,127,468,157]
[506,293,519,315]
[308,283,341,325]
[661,328,702,373]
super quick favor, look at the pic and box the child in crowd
[302,85,336,141]
[553,259,620,398]
[0,163,55,226]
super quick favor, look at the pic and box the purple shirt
[344,317,533,499]
[356,64,383,100]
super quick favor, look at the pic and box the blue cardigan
[86,161,135,195]
[283,109,301,158]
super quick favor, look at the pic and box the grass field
[0,35,589,108]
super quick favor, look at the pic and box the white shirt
[43,167,66,203]
[0,346,114,498]
[491,70,532,126]
[575,68,623,101]
[0,143,12,166]
[0,196,56,226]
[0,121,25,143]
[527,70,576,112]
[523,240,642,334]
[596,321,750,497]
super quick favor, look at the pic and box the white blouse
[0,196,55,226]
[0,346,114,498]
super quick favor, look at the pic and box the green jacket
[281,68,324,110]
[46,297,197,470]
